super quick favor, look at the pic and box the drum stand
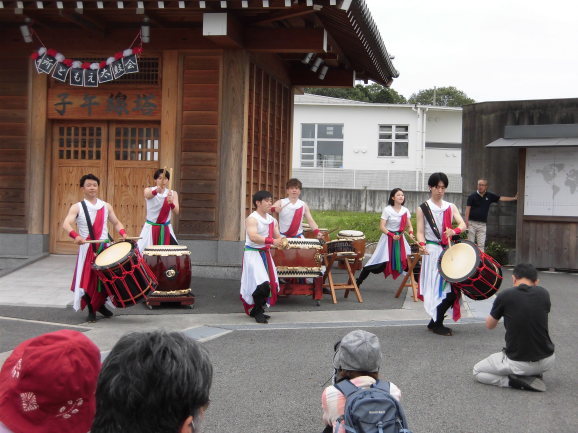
[394,252,421,302]
[322,253,363,304]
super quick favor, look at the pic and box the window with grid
[114,126,160,161]
[57,126,103,160]
[378,125,409,157]
[300,123,344,168]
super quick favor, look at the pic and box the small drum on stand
[143,245,194,308]
[337,230,366,271]
[93,241,157,308]
[303,227,330,253]
[438,240,503,300]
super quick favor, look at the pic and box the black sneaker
[262,313,271,320]
[98,305,113,318]
[427,319,435,330]
[254,313,269,324]
[87,311,97,323]
[508,374,546,392]
[431,325,453,336]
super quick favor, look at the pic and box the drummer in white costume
[357,188,414,287]
[240,190,284,324]
[62,174,128,322]
[416,172,466,336]
[272,178,322,238]
[137,169,179,251]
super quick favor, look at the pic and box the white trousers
[467,220,487,251]
[473,351,555,387]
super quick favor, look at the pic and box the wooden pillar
[26,67,48,234]
[161,51,180,176]
[219,49,249,241]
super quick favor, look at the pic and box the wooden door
[50,122,160,254]
[106,123,160,240]
[50,123,108,254]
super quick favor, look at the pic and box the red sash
[384,212,408,280]
[265,222,279,305]
[152,197,171,245]
[284,205,303,238]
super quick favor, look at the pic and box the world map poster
[524,147,578,217]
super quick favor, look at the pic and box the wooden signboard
[47,88,161,120]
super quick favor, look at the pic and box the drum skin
[438,240,503,300]
[93,241,157,308]
[303,228,330,254]
[143,246,192,292]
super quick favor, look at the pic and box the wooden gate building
[0,0,398,273]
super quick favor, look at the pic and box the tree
[304,83,407,104]
[408,86,475,107]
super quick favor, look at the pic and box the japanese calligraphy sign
[47,89,161,120]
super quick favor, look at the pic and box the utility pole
[433,86,437,106]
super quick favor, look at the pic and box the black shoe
[508,374,546,392]
[427,319,435,330]
[431,325,453,336]
[86,303,96,323]
[254,313,269,324]
[98,305,113,318]
[262,313,271,320]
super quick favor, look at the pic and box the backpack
[333,379,412,433]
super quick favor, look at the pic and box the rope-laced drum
[93,241,157,308]
[438,240,503,300]
[270,238,324,278]
[143,245,192,299]
[337,230,366,270]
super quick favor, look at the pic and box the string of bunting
[30,31,143,88]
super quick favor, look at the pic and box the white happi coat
[278,198,305,237]
[240,212,279,306]
[137,186,177,251]
[365,205,412,267]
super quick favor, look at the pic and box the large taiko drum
[93,241,157,308]
[438,240,503,300]
[143,245,192,291]
[338,230,366,271]
[270,238,324,278]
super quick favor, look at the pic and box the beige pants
[467,220,487,251]
[473,351,555,388]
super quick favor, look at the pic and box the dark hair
[286,178,302,189]
[513,263,538,282]
[428,172,449,188]
[252,190,272,208]
[91,331,213,433]
[388,188,405,206]
[80,173,100,187]
[153,169,170,180]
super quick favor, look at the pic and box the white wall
[292,97,462,176]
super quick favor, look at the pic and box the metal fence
[292,168,462,193]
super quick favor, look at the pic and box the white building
[292,94,463,192]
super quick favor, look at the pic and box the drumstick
[168,167,173,192]
[83,237,142,244]
[327,228,339,235]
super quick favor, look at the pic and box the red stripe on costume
[284,205,304,238]
[383,212,408,280]
[441,206,453,246]
[156,197,171,224]
[266,222,279,305]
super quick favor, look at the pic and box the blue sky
[365,0,578,103]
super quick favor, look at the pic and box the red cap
[0,330,101,433]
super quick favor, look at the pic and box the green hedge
[311,210,417,243]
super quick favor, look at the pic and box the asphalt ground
[201,270,578,433]
[0,256,576,432]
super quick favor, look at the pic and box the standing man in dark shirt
[473,263,555,392]
[465,178,517,251]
